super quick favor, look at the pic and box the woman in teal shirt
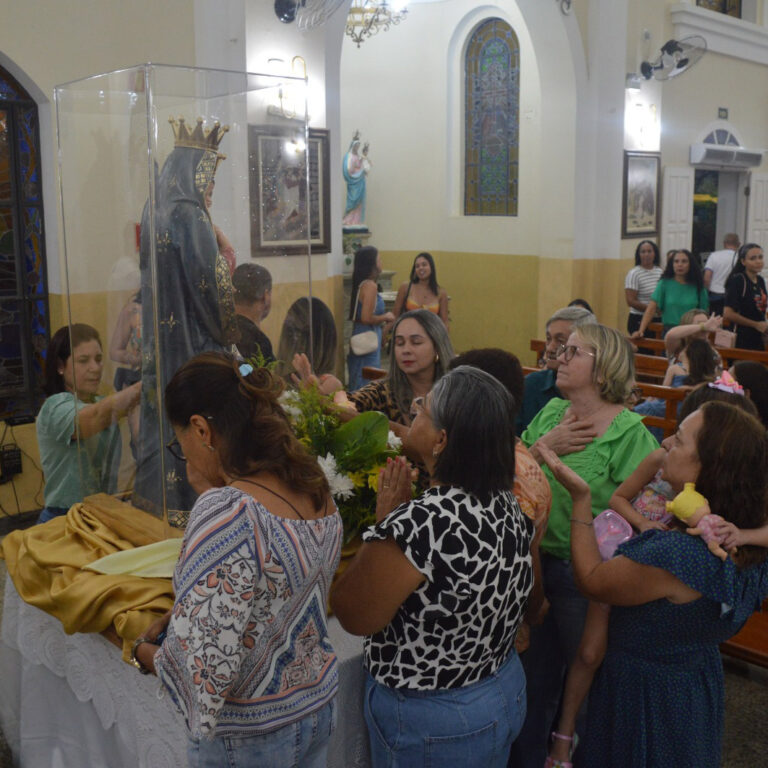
[36,324,140,523]
[633,249,709,336]
[510,324,657,768]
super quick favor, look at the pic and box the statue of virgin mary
[132,117,237,525]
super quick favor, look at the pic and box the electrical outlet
[0,445,22,478]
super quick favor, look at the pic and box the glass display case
[54,63,332,530]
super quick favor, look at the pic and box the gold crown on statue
[168,116,229,151]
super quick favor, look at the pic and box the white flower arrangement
[318,453,356,500]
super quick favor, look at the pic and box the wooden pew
[633,354,668,383]
[720,601,768,668]
[632,382,688,439]
[362,366,387,381]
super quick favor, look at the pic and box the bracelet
[130,636,152,674]
[571,518,594,527]
[699,323,705,331]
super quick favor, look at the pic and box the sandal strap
[551,732,574,744]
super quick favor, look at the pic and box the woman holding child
[541,400,768,767]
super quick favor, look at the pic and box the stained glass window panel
[23,207,44,295]
[18,107,40,202]
[0,65,48,418]
[0,299,27,395]
[0,208,17,296]
[465,18,520,217]
[0,111,10,202]
[696,0,741,17]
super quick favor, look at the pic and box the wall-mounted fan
[274,0,348,30]
[640,36,707,81]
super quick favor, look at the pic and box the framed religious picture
[248,126,331,255]
[622,151,661,238]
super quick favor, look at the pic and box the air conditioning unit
[690,143,764,168]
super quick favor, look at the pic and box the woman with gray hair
[332,366,534,766]
[510,324,658,768]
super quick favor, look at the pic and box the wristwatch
[130,636,151,674]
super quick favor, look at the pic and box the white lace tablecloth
[0,578,370,767]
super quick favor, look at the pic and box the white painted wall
[339,0,580,259]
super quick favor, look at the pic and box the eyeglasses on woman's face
[557,344,596,364]
[166,436,186,462]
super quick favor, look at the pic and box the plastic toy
[666,482,729,561]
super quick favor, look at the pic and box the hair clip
[239,363,254,377]
[708,371,744,395]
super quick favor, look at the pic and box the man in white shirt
[704,232,740,316]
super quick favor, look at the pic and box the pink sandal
[543,731,576,768]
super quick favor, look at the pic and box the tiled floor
[0,552,766,767]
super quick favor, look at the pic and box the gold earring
[203,443,215,452]
[432,447,439,457]
[434,354,439,363]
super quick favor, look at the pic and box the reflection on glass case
[53,63,325,530]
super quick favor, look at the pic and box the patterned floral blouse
[154,486,342,738]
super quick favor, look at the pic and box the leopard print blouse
[362,485,534,690]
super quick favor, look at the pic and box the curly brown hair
[165,352,329,512]
[695,401,768,568]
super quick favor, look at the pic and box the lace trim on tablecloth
[1,578,184,768]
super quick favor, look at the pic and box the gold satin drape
[0,494,181,662]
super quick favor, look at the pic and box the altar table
[0,578,371,768]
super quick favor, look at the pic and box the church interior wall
[5,0,768,514]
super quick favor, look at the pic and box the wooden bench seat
[720,603,768,668]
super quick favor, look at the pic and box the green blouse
[522,398,658,561]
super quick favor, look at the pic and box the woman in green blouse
[510,323,657,768]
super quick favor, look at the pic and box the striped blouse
[154,485,342,738]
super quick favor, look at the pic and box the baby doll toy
[666,482,729,561]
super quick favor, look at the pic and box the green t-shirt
[651,279,709,326]
[522,398,658,561]
[36,392,121,509]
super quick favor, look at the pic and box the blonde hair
[575,324,635,404]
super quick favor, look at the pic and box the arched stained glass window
[0,65,48,420]
[464,18,520,216]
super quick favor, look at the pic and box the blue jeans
[508,554,590,768]
[186,700,336,768]
[365,650,526,767]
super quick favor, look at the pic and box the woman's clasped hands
[375,456,413,523]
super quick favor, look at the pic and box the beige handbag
[349,283,380,356]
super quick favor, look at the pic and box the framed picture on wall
[622,151,661,238]
[248,126,331,255]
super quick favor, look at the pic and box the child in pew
[545,384,758,768]
[634,338,719,442]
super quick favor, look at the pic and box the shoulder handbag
[350,282,379,356]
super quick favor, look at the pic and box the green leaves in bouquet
[330,411,393,472]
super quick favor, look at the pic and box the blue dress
[581,530,768,767]
[347,290,384,391]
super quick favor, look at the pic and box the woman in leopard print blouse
[332,366,534,767]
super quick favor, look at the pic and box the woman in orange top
[393,252,449,329]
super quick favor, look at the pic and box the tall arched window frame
[0,66,49,420]
[464,18,520,217]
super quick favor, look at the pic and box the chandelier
[345,0,408,48]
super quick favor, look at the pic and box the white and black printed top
[361,485,534,690]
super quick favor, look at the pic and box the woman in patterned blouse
[132,352,342,768]
[332,366,534,767]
